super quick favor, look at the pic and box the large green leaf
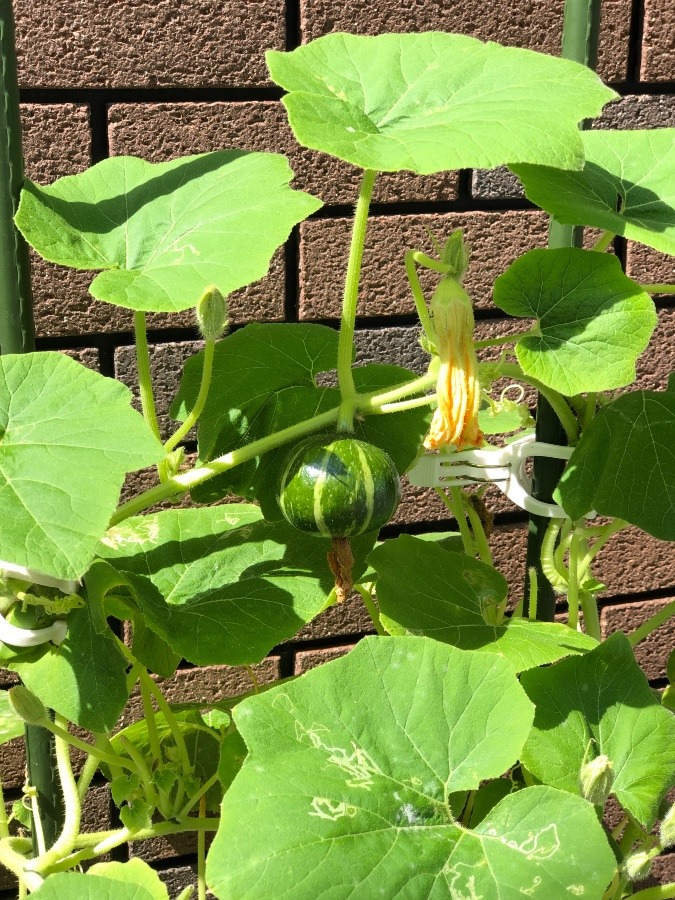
[8,602,129,732]
[267,32,616,174]
[555,382,675,540]
[207,636,616,899]
[493,248,657,396]
[369,535,595,670]
[16,152,321,312]
[0,353,163,582]
[172,323,429,512]
[521,633,675,828]
[30,860,169,900]
[512,130,675,254]
[96,505,376,666]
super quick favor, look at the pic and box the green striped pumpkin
[277,434,401,537]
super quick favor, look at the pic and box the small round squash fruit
[277,433,401,538]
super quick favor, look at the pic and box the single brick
[108,101,458,206]
[81,784,112,835]
[114,340,204,442]
[0,737,26,790]
[21,104,91,182]
[299,211,549,319]
[15,0,283,88]
[641,0,675,81]
[596,94,675,129]
[472,168,525,201]
[601,597,675,681]
[299,0,630,81]
[20,104,95,340]
[294,644,356,674]
[635,306,675,393]
[595,526,675,599]
[130,827,214,865]
[156,865,199,898]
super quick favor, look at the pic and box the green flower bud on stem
[579,753,614,805]
[8,685,46,725]
[624,849,654,882]
[196,285,228,342]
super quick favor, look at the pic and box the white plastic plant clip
[0,562,77,648]
[407,433,574,518]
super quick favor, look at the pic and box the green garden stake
[523,0,601,620]
[0,0,62,855]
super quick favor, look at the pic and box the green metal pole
[0,0,33,354]
[523,0,602,621]
[0,0,62,854]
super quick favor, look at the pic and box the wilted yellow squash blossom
[424,275,484,451]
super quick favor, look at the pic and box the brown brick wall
[5,0,675,893]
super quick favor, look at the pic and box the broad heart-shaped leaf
[0,690,25,745]
[207,636,616,899]
[555,382,675,540]
[16,152,321,312]
[0,353,163,582]
[369,535,595,670]
[30,860,169,900]
[267,32,616,174]
[512,129,675,255]
[172,322,429,511]
[7,602,129,732]
[493,248,657,396]
[96,505,376,666]
[521,633,675,828]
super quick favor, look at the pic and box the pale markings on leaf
[309,798,357,821]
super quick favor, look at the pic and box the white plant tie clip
[407,433,577,519]
[0,562,77,648]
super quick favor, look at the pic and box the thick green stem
[134,311,161,442]
[567,531,582,631]
[165,337,215,453]
[198,796,207,900]
[336,169,377,432]
[0,779,7,840]
[178,773,219,822]
[474,333,527,350]
[447,488,476,558]
[137,668,191,778]
[139,675,163,766]
[117,735,158,810]
[579,590,601,640]
[110,372,435,525]
[527,568,539,621]
[76,752,100,804]
[464,501,493,567]
[40,720,135,773]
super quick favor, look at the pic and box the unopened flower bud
[624,850,653,882]
[440,229,470,281]
[580,754,614,805]
[8,686,46,725]
[660,803,675,849]
[196,285,228,342]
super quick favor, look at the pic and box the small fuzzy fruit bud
[624,850,653,882]
[440,229,470,281]
[579,754,614,805]
[660,803,675,849]
[8,686,46,725]
[196,285,228,342]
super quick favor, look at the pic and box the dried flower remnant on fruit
[424,274,484,451]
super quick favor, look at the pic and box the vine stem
[354,584,386,636]
[497,363,579,443]
[110,371,435,525]
[139,675,162,766]
[134,311,161,442]
[591,230,615,252]
[336,168,377,432]
[567,530,581,631]
[641,284,675,295]
[25,716,81,874]
[474,332,529,350]
[132,663,191,779]
[628,599,675,647]
[631,885,675,900]
[404,250,437,343]
[164,337,214,453]
[0,779,7,840]
[177,773,220,821]
[198,796,207,900]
